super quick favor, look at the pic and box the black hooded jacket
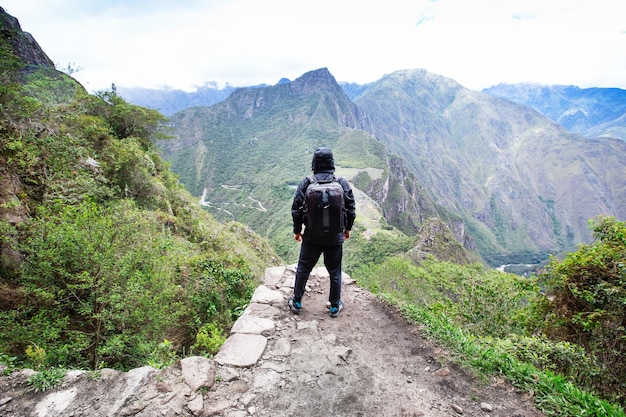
[291,147,356,245]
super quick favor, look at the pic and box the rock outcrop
[0,7,54,69]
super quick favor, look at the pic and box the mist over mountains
[484,83,626,141]
[155,68,626,266]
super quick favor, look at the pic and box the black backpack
[304,175,345,236]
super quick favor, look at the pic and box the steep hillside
[162,67,626,266]
[355,70,626,264]
[160,68,460,264]
[484,83,626,140]
[0,7,278,370]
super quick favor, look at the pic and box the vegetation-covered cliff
[0,6,278,370]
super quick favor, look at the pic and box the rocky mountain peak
[289,67,342,96]
[0,7,54,69]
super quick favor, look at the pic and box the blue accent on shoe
[288,297,301,314]
[329,300,344,318]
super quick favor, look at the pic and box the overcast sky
[3,0,626,93]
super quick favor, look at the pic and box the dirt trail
[211,266,544,417]
[0,266,546,417]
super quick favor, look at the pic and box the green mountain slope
[164,67,626,266]
[0,7,278,369]
[160,68,458,263]
[354,69,626,264]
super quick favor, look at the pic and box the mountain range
[483,83,626,141]
[119,78,626,145]
[156,68,626,266]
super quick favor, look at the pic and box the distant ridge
[484,83,626,141]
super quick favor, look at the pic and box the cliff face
[0,7,54,70]
[0,7,55,276]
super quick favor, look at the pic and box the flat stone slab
[214,334,267,367]
[264,266,286,287]
[230,315,275,336]
[250,285,284,305]
[243,302,281,319]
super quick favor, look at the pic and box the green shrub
[3,200,192,369]
[538,215,626,406]
[355,256,541,338]
[183,256,257,332]
[192,323,226,356]
[147,339,178,369]
[27,367,65,393]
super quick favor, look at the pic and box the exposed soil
[213,267,545,417]
[0,267,546,417]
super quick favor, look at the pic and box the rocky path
[210,265,542,417]
[0,266,544,417]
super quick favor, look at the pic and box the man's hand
[294,233,302,241]
[344,230,350,239]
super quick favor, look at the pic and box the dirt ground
[223,269,545,417]
[0,268,546,417]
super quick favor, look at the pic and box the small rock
[434,367,450,377]
[451,403,463,414]
[480,402,493,412]
[241,392,256,406]
[204,398,231,416]
[181,356,216,391]
[156,381,172,392]
[264,266,286,287]
[230,315,275,336]
[218,366,240,382]
[334,346,352,362]
[270,338,291,357]
[187,394,203,415]
[0,397,12,406]
[250,285,284,305]
[229,380,249,395]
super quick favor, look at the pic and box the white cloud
[3,0,626,91]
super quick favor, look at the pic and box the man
[289,147,356,318]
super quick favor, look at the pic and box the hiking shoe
[288,297,302,314]
[329,301,344,318]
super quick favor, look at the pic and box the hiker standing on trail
[289,147,356,318]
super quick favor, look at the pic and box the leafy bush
[5,200,187,369]
[0,199,260,370]
[538,215,626,405]
[192,323,226,356]
[184,256,257,330]
[355,256,541,338]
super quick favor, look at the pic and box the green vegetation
[355,217,626,416]
[2,24,624,417]
[160,80,439,264]
[538,215,626,406]
[0,40,277,372]
[27,367,66,393]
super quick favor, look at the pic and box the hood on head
[311,147,335,172]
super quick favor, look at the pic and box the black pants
[293,239,343,306]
